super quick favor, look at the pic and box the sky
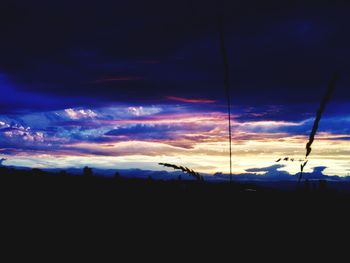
[1,0,350,176]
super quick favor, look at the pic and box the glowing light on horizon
[1,104,350,177]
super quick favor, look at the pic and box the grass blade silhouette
[218,17,233,182]
[159,163,203,181]
[298,73,339,182]
[298,160,308,183]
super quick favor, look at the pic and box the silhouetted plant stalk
[274,74,339,182]
[159,163,204,181]
[298,73,339,183]
[275,157,304,163]
[218,17,233,182]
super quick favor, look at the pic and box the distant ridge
[1,164,349,182]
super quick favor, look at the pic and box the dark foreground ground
[1,166,349,256]
[1,166,349,215]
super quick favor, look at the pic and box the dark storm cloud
[1,0,350,113]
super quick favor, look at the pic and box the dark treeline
[1,166,349,208]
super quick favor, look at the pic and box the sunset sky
[1,0,350,176]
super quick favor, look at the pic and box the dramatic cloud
[1,102,350,176]
[1,0,350,176]
[1,0,350,113]
[127,106,161,117]
[65,108,97,120]
[0,123,45,143]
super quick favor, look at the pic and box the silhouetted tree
[113,171,121,180]
[83,166,93,177]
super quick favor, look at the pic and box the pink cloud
[166,96,216,104]
[65,108,97,120]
